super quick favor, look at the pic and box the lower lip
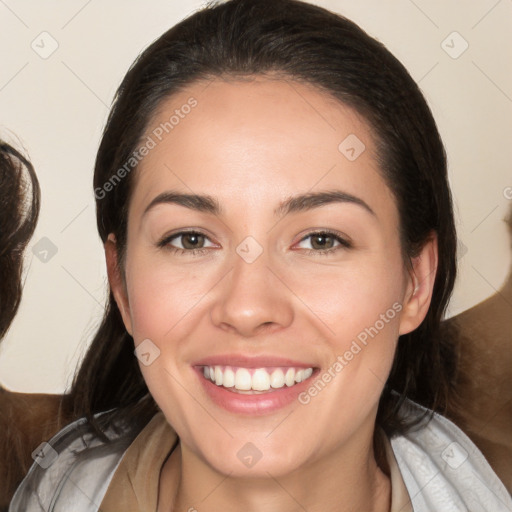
[194,367,317,415]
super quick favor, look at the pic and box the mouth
[200,365,314,394]
[192,356,319,415]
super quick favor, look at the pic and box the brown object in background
[0,389,72,511]
[445,280,512,495]
[445,210,512,494]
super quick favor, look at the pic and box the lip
[193,354,315,369]
[193,359,319,415]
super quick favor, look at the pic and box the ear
[398,233,438,336]
[105,234,133,336]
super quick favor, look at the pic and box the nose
[210,247,294,337]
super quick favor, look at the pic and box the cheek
[288,254,406,343]
[125,256,210,341]
[288,252,406,404]
[292,262,404,436]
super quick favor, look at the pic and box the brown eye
[295,231,352,255]
[158,231,215,254]
[180,233,206,249]
[310,233,336,250]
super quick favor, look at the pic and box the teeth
[270,369,285,389]
[223,367,235,388]
[285,368,295,387]
[202,365,314,392]
[214,366,223,386]
[252,369,270,391]
[235,368,252,390]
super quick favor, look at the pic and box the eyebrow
[143,189,375,218]
[275,190,375,217]
[143,192,221,216]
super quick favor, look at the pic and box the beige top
[99,412,413,512]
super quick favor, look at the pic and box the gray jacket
[9,401,512,511]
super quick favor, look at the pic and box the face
[108,76,436,478]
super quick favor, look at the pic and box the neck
[158,430,390,512]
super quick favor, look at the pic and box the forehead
[132,77,394,218]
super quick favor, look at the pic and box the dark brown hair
[0,141,41,509]
[70,0,458,439]
[0,142,40,339]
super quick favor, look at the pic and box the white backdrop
[0,0,511,393]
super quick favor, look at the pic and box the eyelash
[158,229,352,257]
[158,230,214,257]
[298,229,352,256]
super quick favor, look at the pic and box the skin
[107,76,437,512]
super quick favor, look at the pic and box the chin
[195,437,311,479]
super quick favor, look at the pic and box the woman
[10,0,512,510]
[0,142,72,511]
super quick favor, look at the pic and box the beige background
[0,0,511,393]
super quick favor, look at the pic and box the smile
[202,365,314,393]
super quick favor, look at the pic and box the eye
[158,230,216,255]
[295,230,352,255]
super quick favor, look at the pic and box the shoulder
[391,399,512,512]
[9,413,134,512]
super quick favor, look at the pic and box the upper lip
[193,354,317,369]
